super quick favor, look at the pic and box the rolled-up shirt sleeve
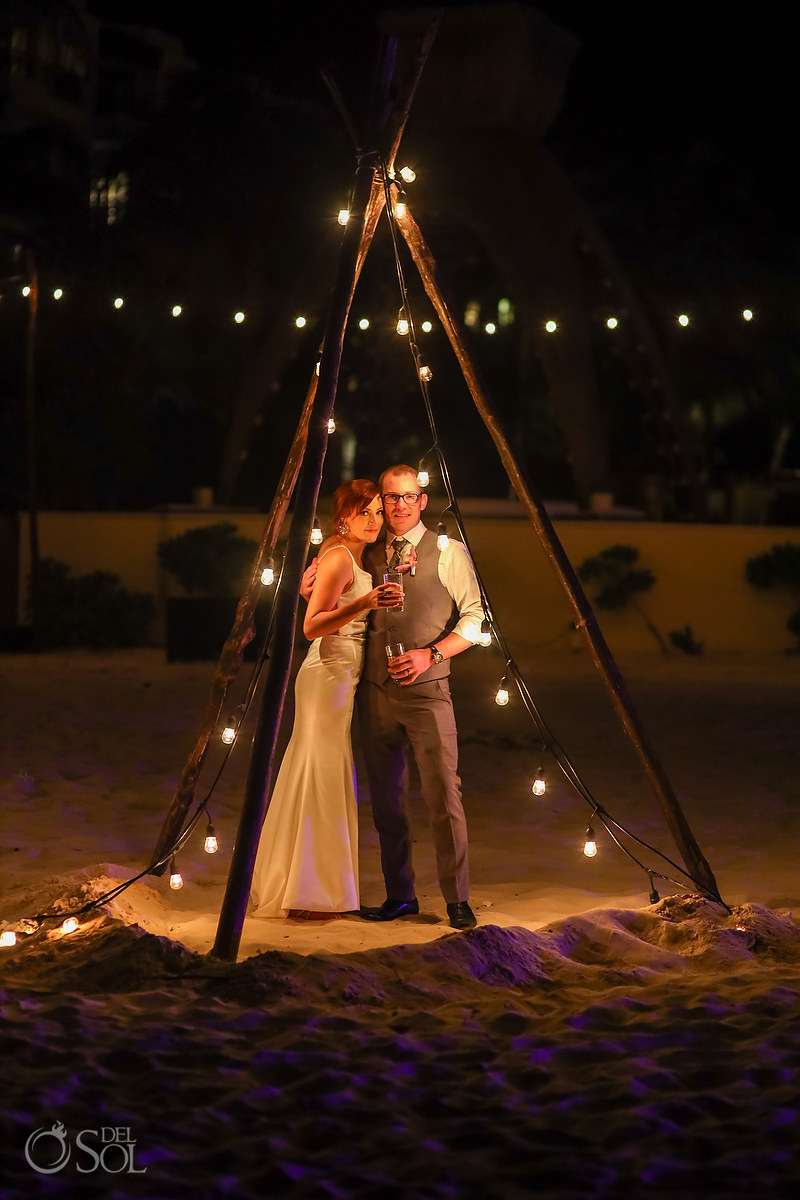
[439,540,483,643]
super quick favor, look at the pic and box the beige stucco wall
[463,517,798,657]
[11,508,800,655]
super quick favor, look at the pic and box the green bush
[576,544,655,609]
[27,558,156,649]
[745,542,800,590]
[668,625,704,655]
[157,522,259,595]
[577,544,673,655]
[745,542,800,650]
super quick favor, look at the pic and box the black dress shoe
[447,901,477,930]
[359,897,419,921]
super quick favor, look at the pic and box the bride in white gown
[249,480,399,919]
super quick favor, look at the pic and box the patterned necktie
[388,537,408,569]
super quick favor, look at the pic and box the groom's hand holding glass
[386,645,440,684]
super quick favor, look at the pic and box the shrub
[668,625,704,655]
[157,522,259,595]
[577,544,672,655]
[576,544,655,609]
[27,558,156,649]
[745,542,800,651]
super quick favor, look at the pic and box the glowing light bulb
[399,165,416,183]
[606,316,618,329]
[545,319,557,333]
[436,521,449,551]
[169,859,184,890]
[359,318,370,330]
[315,360,321,376]
[421,320,433,333]
[61,917,79,934]
[396,310,409,336]
[418,362,432,383]
[327,416,336,433]
[114,297,124,309]
[394,200,407,219]
[0,930,16,947]
[478,620,492,647]
[484,322,496,335]
[222,718,237,745]
[234,311,245,323]
[310,520,324,545]
[172,304,182,317]
[495,679,509,706]
[261,560,275,585]
[338,209,350,226]
[22,285,31,297]
[295,315,307,327]
[531,772,546,796]
[677,313,689,327]
[204,822,218,854]
[417,469,429,488]
[53,288,63,300]
[583,827,597,858]
[742,308,753,321]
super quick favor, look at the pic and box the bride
[249,479,399,919]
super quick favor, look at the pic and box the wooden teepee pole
[210,18,447,960]
[148,374,318,874]
[211,164,388,962]
[24,250,41,646]
[150,6,438,877]
[396,204,723,904]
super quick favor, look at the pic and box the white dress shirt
[384,521,483,644]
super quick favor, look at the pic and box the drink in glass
[383,569,404,611]
[385,641,405,669]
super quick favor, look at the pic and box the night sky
[59,2,797,508]
[87,0,794,282]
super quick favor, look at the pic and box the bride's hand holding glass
[364,581,404,609]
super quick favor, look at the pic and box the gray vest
[363,529,459,684]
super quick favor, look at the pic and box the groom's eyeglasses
[382,492,421,504]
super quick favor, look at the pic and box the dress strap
[318,543,358,568]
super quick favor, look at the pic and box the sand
[1,645,799,1196]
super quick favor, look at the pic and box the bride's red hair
[332,478,380,526]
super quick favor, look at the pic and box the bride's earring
[336,518,350,537]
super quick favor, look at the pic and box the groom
[356,464,483,930]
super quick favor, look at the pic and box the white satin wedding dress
[249,546,370,916]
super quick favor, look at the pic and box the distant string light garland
[4,259,759,345]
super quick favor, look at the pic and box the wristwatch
[429,645,444,666]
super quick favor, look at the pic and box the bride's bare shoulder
[318,538,350,560]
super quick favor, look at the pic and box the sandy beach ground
[2,643,799,1197]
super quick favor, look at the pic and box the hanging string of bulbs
[0,555,293,949]
[377,163,729,912]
